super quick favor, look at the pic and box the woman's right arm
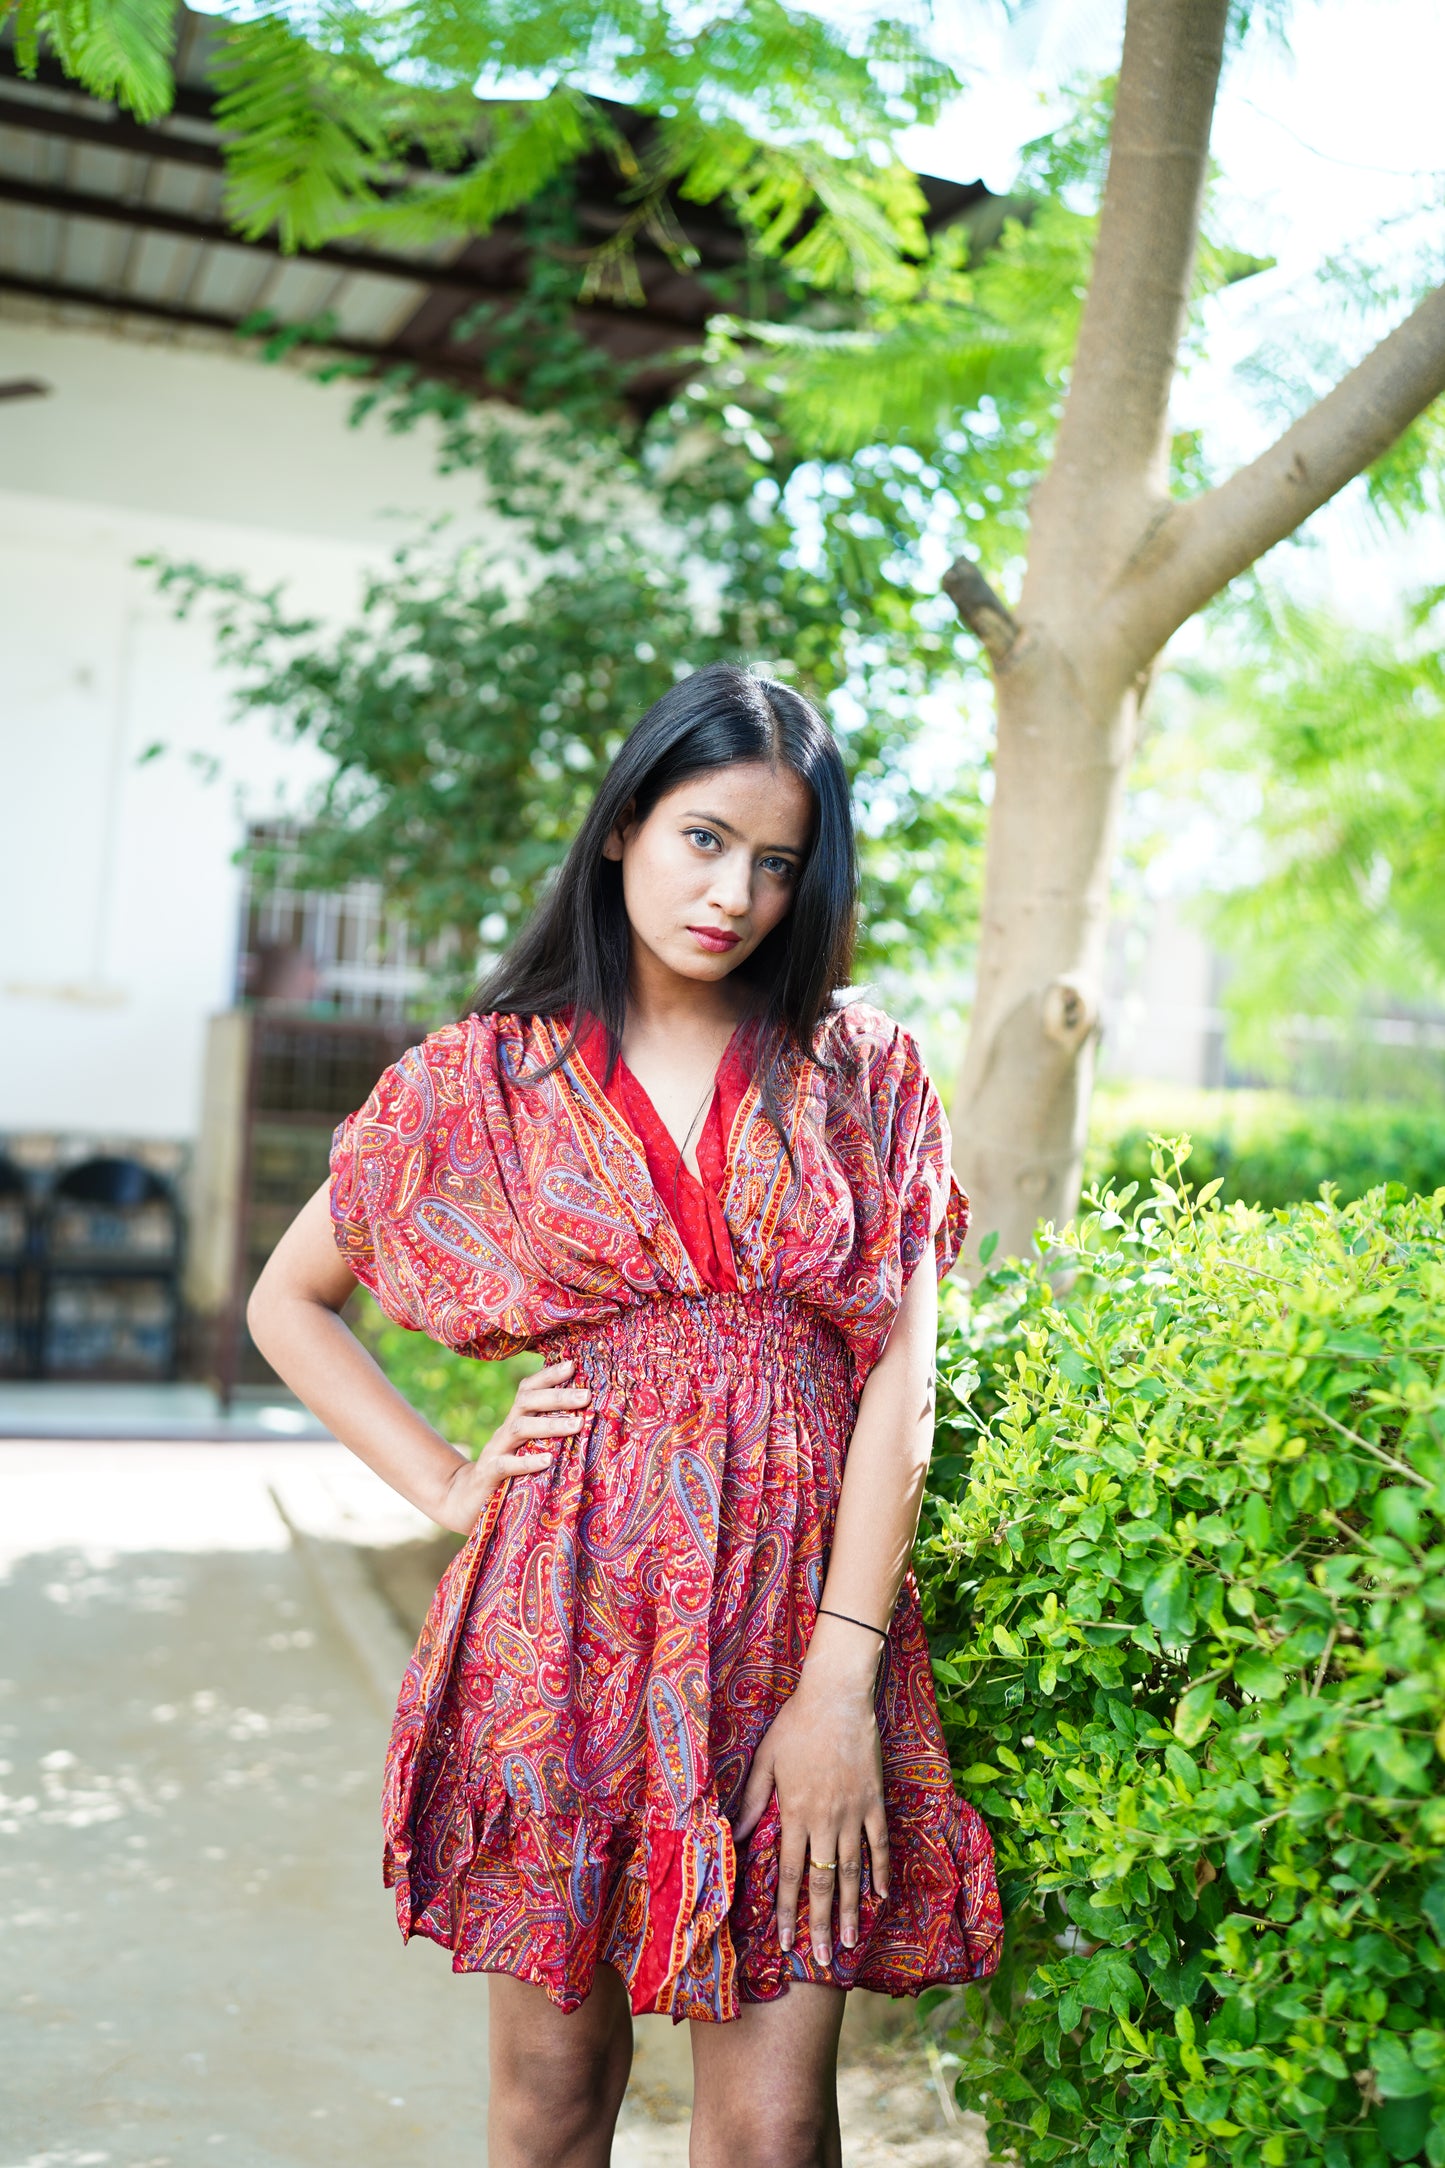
[247,1181,590,1535]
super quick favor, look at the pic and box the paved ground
[0,1443,987,2168]
[0,1382,329,1441]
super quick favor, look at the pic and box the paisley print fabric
[329,1000,1003,2019]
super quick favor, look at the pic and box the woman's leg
[487,1962,635,2168]
[689,1982,847,2168]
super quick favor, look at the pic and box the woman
[249,663,1001,2168]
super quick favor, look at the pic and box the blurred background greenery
[349,1290,535,1454]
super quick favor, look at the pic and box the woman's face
[604,761,814,990]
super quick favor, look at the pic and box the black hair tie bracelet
[817,1606,887,1639]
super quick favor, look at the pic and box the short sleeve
[870,1014,970,1283]
[328,1019,489,1338]
[848,1007,970,1290]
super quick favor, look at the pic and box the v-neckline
[611,1019,750,1183]
[563,1010,745,1292]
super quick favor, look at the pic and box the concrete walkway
[0,1444,987,2168]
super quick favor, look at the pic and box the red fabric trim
[631,1823,687,2010]
[571,1012,742,1292]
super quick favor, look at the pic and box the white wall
[0,315,499,1142]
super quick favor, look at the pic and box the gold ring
[811,1859,837,1873]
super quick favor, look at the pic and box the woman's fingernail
[779,1929,792,1952]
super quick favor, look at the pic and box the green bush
[1088,1088,1445,1213]
[918,1151,1445,2168]
[349,1290,536,1455]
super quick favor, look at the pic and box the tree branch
[1122,280,1445,653]
[942,557,1019,664]
[1028,0,1229,576]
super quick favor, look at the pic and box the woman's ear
[601,798,636,863]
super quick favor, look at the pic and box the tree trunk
[942,0,1445,1262]
[948,631,1139,1260]
[941,0,1231,1263]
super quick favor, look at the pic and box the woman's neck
[623,954,752,1043]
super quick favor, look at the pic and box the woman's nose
[706,850,753,917]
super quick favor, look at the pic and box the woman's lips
[688,926,742,952]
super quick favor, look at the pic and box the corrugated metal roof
[0,8,1004,414]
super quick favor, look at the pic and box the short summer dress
[328,998,1003,2021]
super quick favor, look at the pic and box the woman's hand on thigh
[731,1677,888,1966]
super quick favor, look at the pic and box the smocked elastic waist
[533,1292,854,1412]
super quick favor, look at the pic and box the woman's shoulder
[353,1013,530,1121]
[811,998,943,1142]
[396,1010,538,1072]
[814,995,923,1072]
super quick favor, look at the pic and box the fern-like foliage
[736,199,1093,461]
[15,0,957,292]
[3,0,177,120]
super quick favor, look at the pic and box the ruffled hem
[383,1766,1001,2023]
[726,1785,1002,2007]
[385,1771,742,2021]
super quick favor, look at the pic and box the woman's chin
[665,943,746,981]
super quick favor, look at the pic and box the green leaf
[1234,1651,1289,1700]
[1375,2094,1433,2161]
[1078,1949,1142,2017]
[1141,1559,1196,1641]
[21,0,176,120]
[1225,1827,1262,1891]
[1372,2035,1433,2099]
[1243,1493,1273,1552]
[1173,1681,1217,1746]
[1423,1879,1445,1946]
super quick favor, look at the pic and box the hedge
[1087,1090,1445,1214]
[918,1151,1445,2168]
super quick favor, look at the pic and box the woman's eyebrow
[682,810,804,856]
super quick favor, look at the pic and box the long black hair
[469,662,860,1164]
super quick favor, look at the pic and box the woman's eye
[761,856,795,880]
[686,828,721,851]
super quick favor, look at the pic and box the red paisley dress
[328,999,1003,2021]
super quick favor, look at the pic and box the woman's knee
[693,2092,837,2168]
[493,2028,628,2126]
[489,1975,633,2153]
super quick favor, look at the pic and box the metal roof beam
[0,171,467,291]
[0,174,708,335]
[0,87,223,169]
[0,266,487,377]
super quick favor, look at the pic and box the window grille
[236,825,455,1018]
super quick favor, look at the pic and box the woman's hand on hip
[730,1667,888,1967]
[435,1358,591,1535]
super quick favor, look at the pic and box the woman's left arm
[731,1252,940,1966]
